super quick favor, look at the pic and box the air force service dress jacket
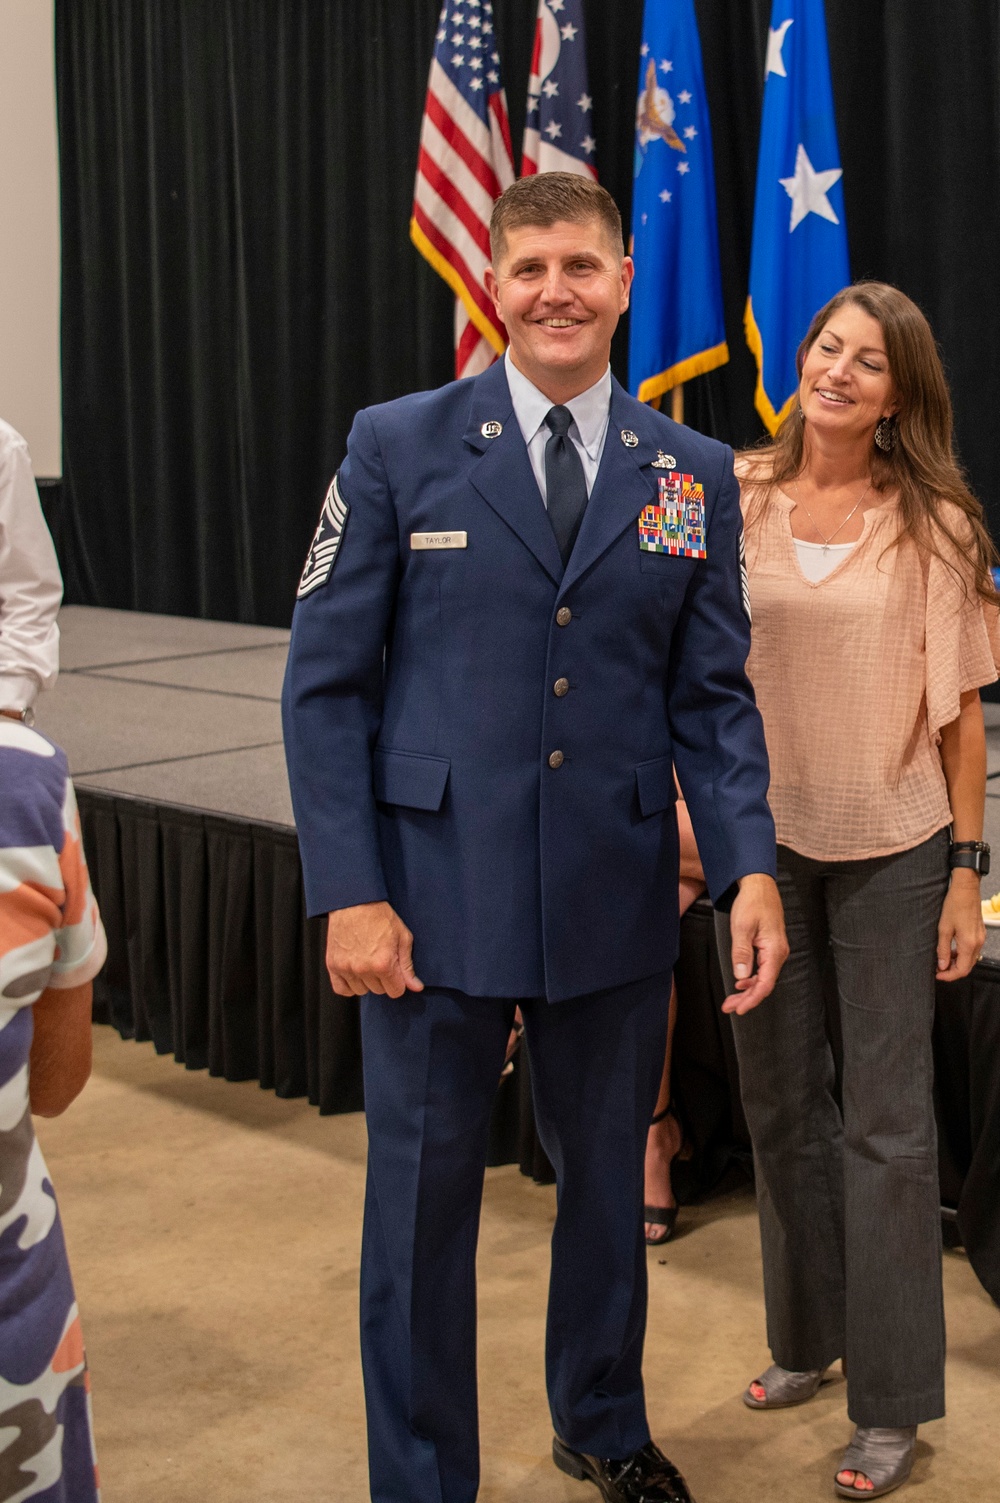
[282,359,776,1004]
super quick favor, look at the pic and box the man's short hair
[489,173,624,265]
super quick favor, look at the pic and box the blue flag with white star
[627,0,728,404]
[745,0,850,433]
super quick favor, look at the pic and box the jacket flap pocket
[634,754,676,818]
[374,748,451,811]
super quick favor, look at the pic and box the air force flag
[627,0,728,405]
[745,0,850,433]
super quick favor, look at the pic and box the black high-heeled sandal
[644,1106,681,1244]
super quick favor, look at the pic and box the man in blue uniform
[283,174,787,1503]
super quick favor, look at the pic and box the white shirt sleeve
[0,419,63,705]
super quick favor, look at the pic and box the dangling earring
[874,417,896,453]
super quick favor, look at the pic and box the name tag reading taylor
[410,531,468,550]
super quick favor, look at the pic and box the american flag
[411,0,515,379]
[522,0,597,178]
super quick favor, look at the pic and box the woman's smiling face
[798,303,898,442]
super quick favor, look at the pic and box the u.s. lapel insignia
[481,420,503,439]
[637,472,707,559]
[298,473,350,597]
[651,450,676,469]
[620,429,639,448]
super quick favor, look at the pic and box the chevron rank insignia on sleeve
[297,472,350,598]
[738,528,751,623]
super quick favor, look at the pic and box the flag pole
[671,383,684,425]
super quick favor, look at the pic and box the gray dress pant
[720,829,950,1427]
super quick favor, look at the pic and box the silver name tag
[410,531,468,550]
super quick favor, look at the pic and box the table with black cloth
[934,963,1000,1302]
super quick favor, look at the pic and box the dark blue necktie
[544,405,588,565]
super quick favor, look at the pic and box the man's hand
[722,873,789,1016]
[326,901,424,998]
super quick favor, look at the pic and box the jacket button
[556,607,572,626]
[553,677,569,697]
[548,750,565,769]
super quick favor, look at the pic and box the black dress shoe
[552,1436,696,1503]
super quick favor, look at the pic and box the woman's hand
[938,689,987,981]
[936,869,986,981]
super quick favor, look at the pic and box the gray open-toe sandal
[834,1426,917,1499]
[742,1362,828,1409]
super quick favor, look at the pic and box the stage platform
[39,606,293,825]
[30,605,1000,1300]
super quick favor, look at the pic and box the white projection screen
[0,0,61,478]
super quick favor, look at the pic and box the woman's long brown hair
[742,281,998,602]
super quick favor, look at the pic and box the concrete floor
[36,1027,1000,1503]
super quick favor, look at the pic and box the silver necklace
[792,476,871,554]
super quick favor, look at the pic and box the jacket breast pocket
[373,747,451,811]
[634,754,677,817]
[638,550,692,577]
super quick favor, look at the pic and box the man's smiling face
[485,218,634,404]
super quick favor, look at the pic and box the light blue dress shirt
[504,352,612,505]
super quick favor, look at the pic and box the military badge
[297,473,350,598]
[637,472,707,559]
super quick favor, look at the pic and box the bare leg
[644,977,683,1242]
[644,802,704,1244]
[502,1005,524,1077]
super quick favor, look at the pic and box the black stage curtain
[56,1,1000,626]
[79,789,365,1115]
[934,971,1000,1304]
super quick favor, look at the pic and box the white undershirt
[794,537,856,582]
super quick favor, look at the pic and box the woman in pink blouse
[728,282,998,1499]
